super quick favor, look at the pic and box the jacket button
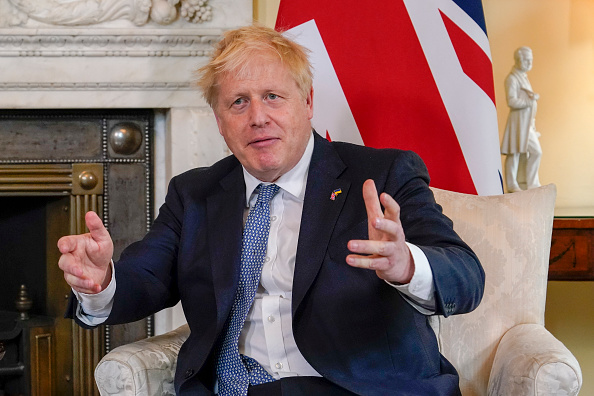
[185,368,194,379]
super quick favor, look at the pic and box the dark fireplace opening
[0,196,60,316]
[0,193,69,396]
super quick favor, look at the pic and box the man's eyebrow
[222,90,248,99]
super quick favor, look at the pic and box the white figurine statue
[501,46,542,193]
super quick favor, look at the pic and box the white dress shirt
[74,132,436,378]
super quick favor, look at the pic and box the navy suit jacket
[69,132,484,395]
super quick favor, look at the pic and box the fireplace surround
[0,108,155,395]
[0,1,251,394]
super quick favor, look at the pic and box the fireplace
[0,2,251,394]
[0,109,154,395]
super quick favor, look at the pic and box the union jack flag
[276,0,503,195]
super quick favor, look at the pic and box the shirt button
[275,362,283,370]
[264,256,270,263]
[267,315,275,323]
[271,215,277,222]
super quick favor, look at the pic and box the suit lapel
[292,133,350,316]
[207,163,245,329]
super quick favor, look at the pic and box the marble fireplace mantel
[0,0,252,335]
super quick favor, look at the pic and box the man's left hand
[346,179,414,284]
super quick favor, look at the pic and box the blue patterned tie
[216,183,279,395]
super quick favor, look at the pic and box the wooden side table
[549,209,594,280]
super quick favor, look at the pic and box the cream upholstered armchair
[94,184,582,396]
[429,184,581,395]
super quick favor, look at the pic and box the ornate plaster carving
[0,33,219,57]
[0,0,212,27]
[178,0,213,24]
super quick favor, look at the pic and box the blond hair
[196,25,313,108]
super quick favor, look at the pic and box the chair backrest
[429,185,556,396]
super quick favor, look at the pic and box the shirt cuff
[387,242,436,314]
[73,260,116,326]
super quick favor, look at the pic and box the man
[501,46,542,193]
[58,25,484,395]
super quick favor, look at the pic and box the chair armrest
[488,323,582,396]
[95,324,190,396]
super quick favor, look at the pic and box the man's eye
[267,93,279,100]
[233,98,245,106]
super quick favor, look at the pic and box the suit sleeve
[386,151,485,317]
[104,175,186,324]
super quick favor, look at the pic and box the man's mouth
[249,137,279,147]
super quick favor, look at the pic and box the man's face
[516,51,533,72]
[213,55,314,182]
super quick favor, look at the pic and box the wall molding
[0,32,219,57]
[0,81,194,91]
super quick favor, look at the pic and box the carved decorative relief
[0,0,251,110]
[0,0,213,27]
[0,33,218,57]
[178,0,213,23]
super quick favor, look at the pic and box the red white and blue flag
[276,0,503,195]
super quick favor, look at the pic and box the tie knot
[256,183,280,206]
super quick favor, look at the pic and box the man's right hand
[57,211,113,294]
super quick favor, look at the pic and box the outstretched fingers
[57,211,113,294]
[85,211,110,244]
[57,235,78,254]
[58,252,101,294]
[347,179,414,284]
[64,273,102,294]
[362,179,383,240]
[363,179,382,220]
[380,192,402,226]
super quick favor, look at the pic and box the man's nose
[249,100,269,127]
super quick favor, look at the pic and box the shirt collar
[243,131,314,206]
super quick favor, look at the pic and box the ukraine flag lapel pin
[330,188,342,201]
